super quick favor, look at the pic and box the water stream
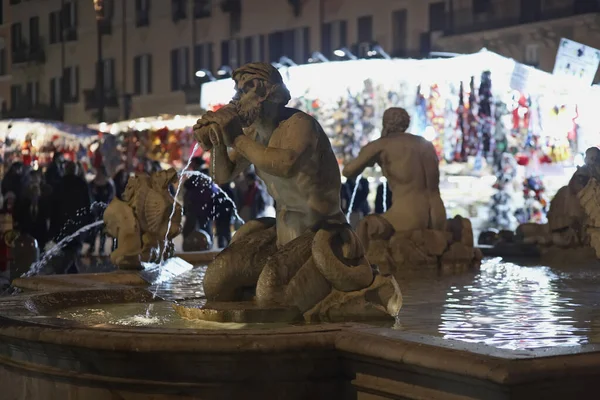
[346,174,362,222]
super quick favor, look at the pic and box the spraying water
[382,178,388,213]
[24,220,105,277]
[160,143,200,263]
[345,174,363,222]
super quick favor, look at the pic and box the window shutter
[170,49,178,91]
[134,56,141,95]
[73,1,78,27]
[110,59,115,90]
[147,55,153,94]
[184,47,190,86]
[340,20,347,47]
[74,66,79,101]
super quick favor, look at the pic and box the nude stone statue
[189,63,401,322]
[343,108,446,247]
[342,107,480,272]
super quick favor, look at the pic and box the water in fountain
[24,220,105,277]
[346,174,363,222]
[382,178,388,213]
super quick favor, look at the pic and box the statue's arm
[231,116,314,178]
[342,141,381,179]
[211,144,250,184]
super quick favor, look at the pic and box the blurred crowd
[341,176,393,227]
[0,152,271,275]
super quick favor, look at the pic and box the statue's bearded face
[233,79,263,127]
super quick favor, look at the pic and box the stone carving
[492,147,600,261]
[342,107,481,272]
[188,63,402,322]
[103,169,182,269]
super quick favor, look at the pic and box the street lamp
[195,69,216,81]
[308,51,329,63]
[333,47,357,60]
[279,56,298,67]
[217,65,233,78]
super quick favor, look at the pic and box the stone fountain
[342,107,482,274]
[481,146,600,263]
[3,65,600,400]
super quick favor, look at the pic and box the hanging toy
[426,84,444,159]
[478,71,494,161]
[455,81,466,162]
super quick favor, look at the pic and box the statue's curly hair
[232,62,291,105]
[382,108,410,135]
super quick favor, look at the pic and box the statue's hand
[204,107,243,147]
[193,117,216,151]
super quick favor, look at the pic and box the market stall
[96,114,201,175]
[199,50,600,232]
[0,118,99,172]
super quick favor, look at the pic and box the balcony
[183,85,200,105]
[83,88,119,111]
[445,0,600,36]
[4,103,64,121]
[12,40,46,66]
[136,10,150,27]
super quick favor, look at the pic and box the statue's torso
[254,112,344,239]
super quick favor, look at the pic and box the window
[99,58,115,90]
[525,44,540,66]
[321,20,347,58]
[10,23,22,56]
[194,43,213,73]
[134,54,152,95]
[29,17,40,50]
[0,0,4,25]
[473,0,490,14]
[50,77,62,108]
[429,2,445,31]
[220,40,229,66]
[282,30,295,61]
[62,1,78,41]
[136,0,150,27]
[49,11,62,44]
[194,0,211,18]
[26,82,40,106]
[170,47,189,91]
[243,37,253,64]
[357,15,373,43]
[172,0,186,21]
[62,66,79,103]
[0,47,6,75]
[96,0,114,20]
[10,85,21,110]
[258,35,265,62]
[392,9,407,56]
[268,31,284,63]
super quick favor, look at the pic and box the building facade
[0,0,11,112]
[434,0,600,82]
[5,0,446,124]
[3,0,600,125]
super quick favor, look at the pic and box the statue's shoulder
[280,108,320,131]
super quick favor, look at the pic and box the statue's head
[231,62,291,127]
[382,107,410,136]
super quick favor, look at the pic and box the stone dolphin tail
[103,198,143,269]
[311,223,374,292]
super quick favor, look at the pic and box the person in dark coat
[87,166,115,255]
[13,170,51,251]
[1,162,25,198]
[49,162,92,274]
[182,157,217,241]
[342,176,370,227]
[44,152,65,191]
[214,182,237,248]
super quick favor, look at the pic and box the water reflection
[439,258,583,350]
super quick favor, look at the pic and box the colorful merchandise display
[0,119,98,171]
[97,115,201,173]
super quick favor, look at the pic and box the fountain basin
[3,258,600,399]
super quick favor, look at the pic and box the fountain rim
[2,287,600,388]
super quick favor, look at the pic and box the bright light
[423,126,437,141]
[334,49,345,57]
[217,69,227,76]
[195,70,207,78]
